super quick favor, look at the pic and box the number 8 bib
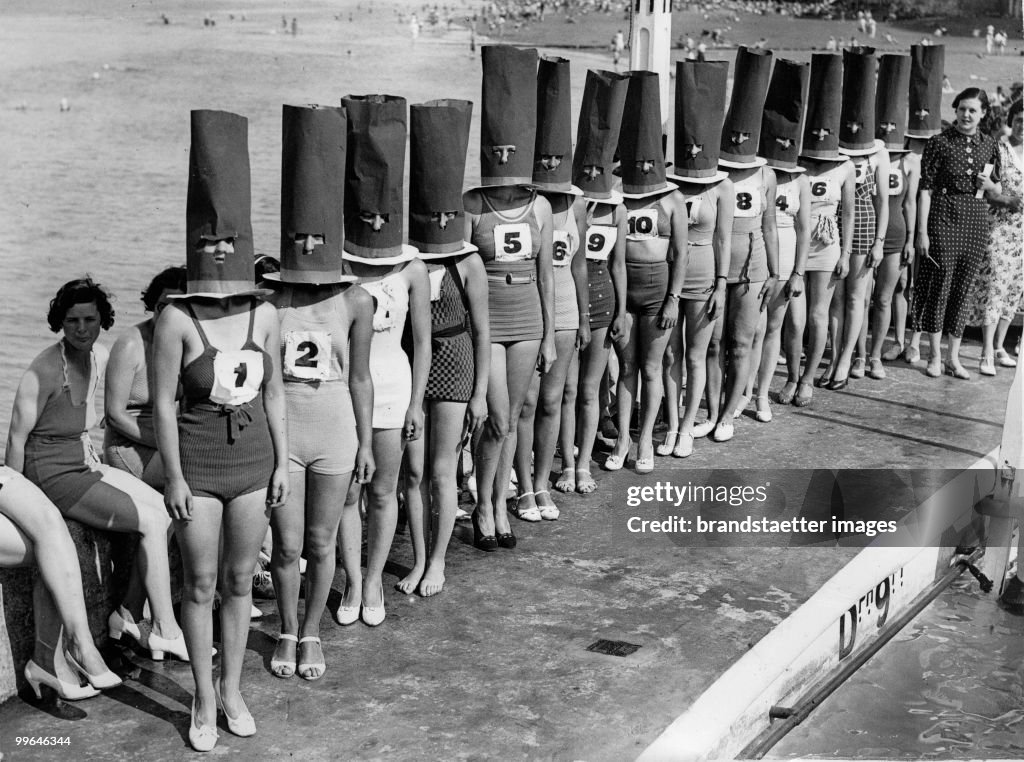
[210,350,264,405]
[284,330,332,381]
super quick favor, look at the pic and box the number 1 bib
[210,349,264,406]
[283,330,332,381]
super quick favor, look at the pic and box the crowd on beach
[2,39,1022,752]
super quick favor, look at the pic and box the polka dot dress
[911,127,1000,338]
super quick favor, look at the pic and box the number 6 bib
[210,350,264,406]
[283,330,332,381]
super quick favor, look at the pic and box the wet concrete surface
[0,351,1014,761]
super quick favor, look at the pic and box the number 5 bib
[283,330,332,382]
[493,222,533,263]
[210,350,265,406]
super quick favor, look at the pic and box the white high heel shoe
[140,622,191,662]
[215,679,256,737]
[23,660,99,701]
[189,698,219,752]
[64,649,122,690]
[108,606,143,644]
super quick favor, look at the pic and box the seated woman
[0,466,119,698]
[6,277,186,663]
[104,265,187,488]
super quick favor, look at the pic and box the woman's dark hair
[254,254,280,285]
[140,265,187,312]
[1008,98,1023,124]
[952,87,995,134]
[47,277,115,332]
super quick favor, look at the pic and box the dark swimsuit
[178,302,274,502]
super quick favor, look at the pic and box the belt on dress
[487,272,536,284]
[934,187,975,196]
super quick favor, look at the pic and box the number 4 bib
[210,350,264,406]
[283,330,332,381]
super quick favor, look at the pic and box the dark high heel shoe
[827,376,849,391]
[471,512,498,552]
[814,370,832,388]
[496,528,517,549]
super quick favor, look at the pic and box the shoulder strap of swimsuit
[183,302,212,349]
[57,341,71,389]
[245,298,258,344]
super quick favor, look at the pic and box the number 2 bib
[283,330,332,382]
[493,222,533,263]
[584,225,617,261]
[210,349,264,406]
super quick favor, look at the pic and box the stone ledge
[0,521,121,703]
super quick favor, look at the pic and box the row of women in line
[3,43,1020,752]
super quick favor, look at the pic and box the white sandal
[535,489,560,521]
[511,492,542,522]
[656,430,678,456]
[270,634,297,679]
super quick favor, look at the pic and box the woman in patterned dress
[912,88,1001,379]
[966,98,1023,375]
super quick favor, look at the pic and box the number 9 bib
[210,350,264,406]
[584,225,616,261]
[493,222,533,263]
[284,330,332,381]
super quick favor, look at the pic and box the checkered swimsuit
[849,156,877,255]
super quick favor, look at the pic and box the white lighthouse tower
[629,0,673,126]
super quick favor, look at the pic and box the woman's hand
[867,239,884,270]
[353,444,375,485]
[575,322,591,352]
[463,392,488,444]
[758,275,778,312]
[538,335,556,374]
[403,405,424,442]
[267,465,289,509]
[608,313,625,342]
[658,297,679,330]
[164,476,194,522]
[707,283,726,320]
[784,272,804,299]
[915,231,929,263]
[901,241,915,267]
[834,254,851,280]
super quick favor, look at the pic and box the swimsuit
[680,186,717,299]
[850,154,878,256]
[178,302,275,502]
[882,154,909,256]
[360,270,413,429]
[23,343,107,511]
[624,194,672,315]
[472,191,545,343]
[774,178,801,280]
[583,201,619,330]
[549,195,581,331]
[806,170,843,273]
[425,263,475,403]
[277,286,358,475]
[103,323,158,480]
[728,167,769,284]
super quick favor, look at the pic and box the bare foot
[553,467,575,492]
[396,567,424,595]
[418,562,446,597]
[575,469,597,493]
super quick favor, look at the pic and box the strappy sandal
[271,634,297,678]
[298,636,326,681]
[656,430,678,456]
[575,469,597,494]
[776,382,797,406]
[553,468,576,493]
[511,492,542,522]
[535,489,560,521]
